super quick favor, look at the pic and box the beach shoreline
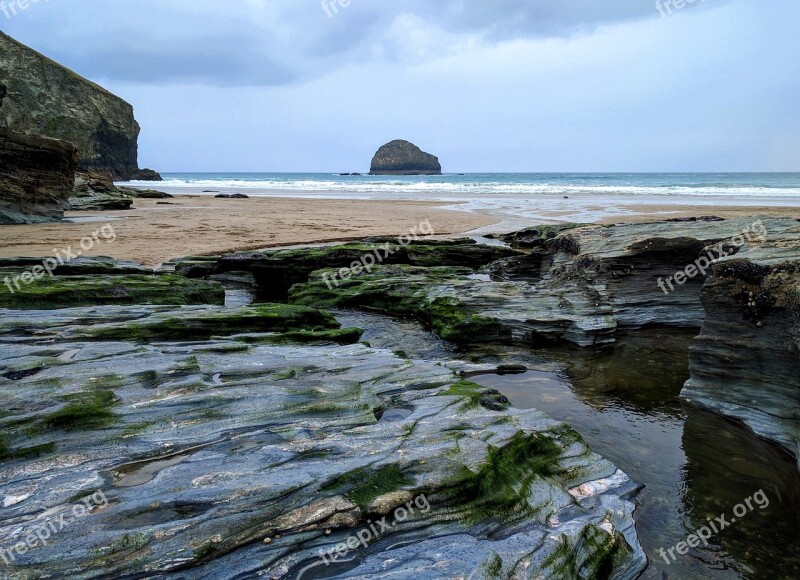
[1,192,798,266]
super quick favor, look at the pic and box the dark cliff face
[0,32,148,180]
[0,130,78,224]
[370,140,442,175]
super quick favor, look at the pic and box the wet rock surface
[0,299,645,578]
[682,221,800,468]
[283,217,800,466]
[4,216,799,578]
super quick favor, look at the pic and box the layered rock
[0,130,78,224]
[177,238,520,299]
[0,265,646,578]
[277,217,800,469]
[0,32,156,180]
[69,170,133,211]
[369,139,442,175]
[682,225,800,469]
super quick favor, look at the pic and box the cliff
[0,130,78,224]
[0,32,156,180]
[370,140,442,175]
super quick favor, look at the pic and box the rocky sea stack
[370,139,442,175]
[0,32,159,181]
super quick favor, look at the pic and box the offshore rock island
[369,139,442,175]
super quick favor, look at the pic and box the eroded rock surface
[0,131,78,224]
[682,222,800,469]
[0,300,645,578]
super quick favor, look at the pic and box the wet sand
[1,194,798,266]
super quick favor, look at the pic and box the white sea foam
[120,177,800,198]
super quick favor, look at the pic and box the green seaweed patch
[324,464,413,511]
[484,554,503,578]
[0,274,225,309]
[542,526,631,580]
[442,379,486,410]
[442,380,509,412]
[83,304,341,342]
[193,541,219,561]
[290,268,506,344]
[33,390,117,432]
[445,432,564,523]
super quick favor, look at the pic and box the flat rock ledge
[0,256,646,579]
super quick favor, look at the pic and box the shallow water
[471,329,800,580]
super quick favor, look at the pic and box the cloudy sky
[3,0,799,172]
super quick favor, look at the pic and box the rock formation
[69,170,134,211]
[369,139,442,175]
[0,130,78,224]
[209,217,795,470]
[0,31,158,180]
[682,226,800,470]
[0,257,646,578]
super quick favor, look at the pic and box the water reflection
[470,329,800,580]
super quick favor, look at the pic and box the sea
[119,173,800,228]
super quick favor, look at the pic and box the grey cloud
[1,0,730,87]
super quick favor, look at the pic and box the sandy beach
[1,193,798,266]
[0,196,498,266]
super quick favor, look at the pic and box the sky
[1,0,799,172]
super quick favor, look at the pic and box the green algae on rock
[75,303,344,342]
[0,301,646,577]
[178,239,521,299]
[0,273,225,309]
[290,265,507,343]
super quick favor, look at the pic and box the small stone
[324,529,332,536]
[263,537,272,545]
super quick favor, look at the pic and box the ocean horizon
[125,172,800,198]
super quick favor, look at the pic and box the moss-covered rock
[0,274,225,309]
[178,239,521,299]
[78,304,343,342]
[290,265,506,343]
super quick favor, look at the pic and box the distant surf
[120,172,800,198]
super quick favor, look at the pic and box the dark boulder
[126,168,163,181]
[369,140,442,175]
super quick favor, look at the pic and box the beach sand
[0,196,497,266]
[1,195,798,266]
